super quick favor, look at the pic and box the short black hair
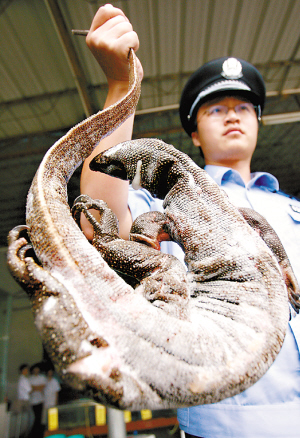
[19,363,29,373]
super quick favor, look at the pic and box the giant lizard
[7,51,295,410]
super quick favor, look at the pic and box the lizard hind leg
[7,225,64,311]
[7,225,43,297]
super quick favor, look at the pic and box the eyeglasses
[201,102,258,119]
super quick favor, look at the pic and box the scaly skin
[7,52,291,410]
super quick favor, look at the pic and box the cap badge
[221,58,243,80]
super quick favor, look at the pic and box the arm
[80,4,143,240]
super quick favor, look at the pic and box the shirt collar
[204,165,279,191]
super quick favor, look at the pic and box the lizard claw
[7,225,37,289]
[72,194,120,241]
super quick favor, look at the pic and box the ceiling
[1,0,300,256]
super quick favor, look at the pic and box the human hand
[86,4,143,85]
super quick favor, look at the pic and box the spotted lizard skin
[7,51,293,410]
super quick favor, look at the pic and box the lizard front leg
[239,207,300,313]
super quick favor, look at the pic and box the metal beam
[2,68,300,113]
[262,111,300,125]
[44,0,94,117]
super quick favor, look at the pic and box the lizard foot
[7,225,63,307]
[7,225,41,297]
[130,211,172,250]
[72,194,119,241]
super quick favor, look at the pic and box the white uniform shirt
[17,375,32,401]
[44,377,61,409]
[29,374,47,405]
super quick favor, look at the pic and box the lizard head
[90,138,180,199]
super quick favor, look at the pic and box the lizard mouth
[90,155,128,181]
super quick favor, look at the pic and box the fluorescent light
[262,111,300,125]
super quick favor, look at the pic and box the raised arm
[80,4,143,240]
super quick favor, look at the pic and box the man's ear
[191,131,201,147]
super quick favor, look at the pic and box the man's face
[191,96,259,166]
[22,367,29,376]
[32,366,40,376]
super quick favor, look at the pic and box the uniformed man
[177,56,300,438]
